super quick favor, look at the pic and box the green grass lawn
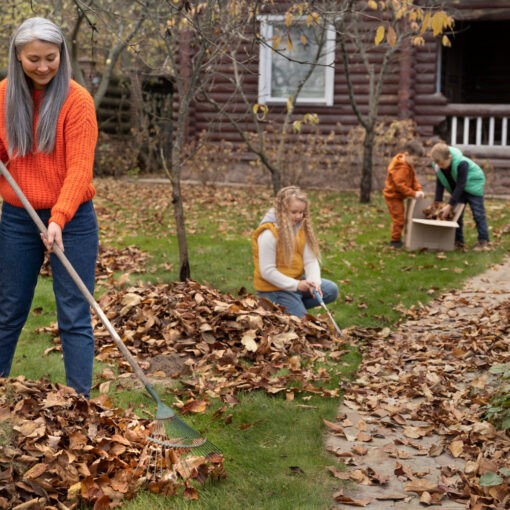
[5,181,510,509]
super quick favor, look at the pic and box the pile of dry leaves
[422,201,454,221]
[91,279,345,403]
[39,246,346,406]
[0,378,225,509]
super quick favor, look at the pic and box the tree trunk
[271,170,281,195]
[166,122,190,281]
[171,176,191,281]
[359,127,375,203]
[168,99,191,281]
[168,28,194,282]
[398,40,412,119]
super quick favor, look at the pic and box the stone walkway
[328,258,510,509]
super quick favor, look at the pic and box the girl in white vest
[252,186,338,317]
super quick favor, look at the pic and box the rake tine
[137,422,222,483]
[134,442,161,481]
[149,419,221,455]
[148,445,162,480]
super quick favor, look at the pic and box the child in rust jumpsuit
[383,140,425,248]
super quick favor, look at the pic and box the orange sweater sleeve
[49,82,98,228]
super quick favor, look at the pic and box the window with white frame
[258,15,336,106]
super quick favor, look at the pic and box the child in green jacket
[430,143,489,250]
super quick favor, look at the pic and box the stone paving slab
[329,258,510,509]
[327,409,467,509]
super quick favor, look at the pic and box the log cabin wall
[180,2,405,190]
[176,1,510,194]
[192,15,402,142]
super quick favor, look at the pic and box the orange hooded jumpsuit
[383,153,422,242]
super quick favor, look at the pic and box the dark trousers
[0,201,98,397]
[456,193,489,244]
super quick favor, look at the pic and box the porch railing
[446,104,510,148]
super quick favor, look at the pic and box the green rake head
[145,383,221,454]
[148,419,221,457]
[137,421,224,485]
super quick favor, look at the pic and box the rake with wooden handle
[313,289,343,337]
[0,161,220,457]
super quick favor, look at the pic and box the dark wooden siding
[174,1,510,192]
[187,15,403,147]
[413,36,447,136]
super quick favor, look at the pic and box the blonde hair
[274,186,320,265]
[430,142,450,162]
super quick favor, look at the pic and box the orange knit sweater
[0,79,98,228]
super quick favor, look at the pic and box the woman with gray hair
[0,17,99,397]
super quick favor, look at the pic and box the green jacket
[436,147,485,196]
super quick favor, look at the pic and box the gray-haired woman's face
[17,40,60,89]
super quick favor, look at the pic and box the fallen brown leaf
[0,377,225,508]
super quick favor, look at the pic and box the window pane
[270,23,326,99]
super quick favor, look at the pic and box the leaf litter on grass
[20,244,354,508]
[61,245,508,508]
[327,292,510,508]
[93,178,272,242]
[40,244,150,282]
[20,179,510,507]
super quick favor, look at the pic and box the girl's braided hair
[274,186,320,265]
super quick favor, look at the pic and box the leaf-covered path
[328,258,510,509]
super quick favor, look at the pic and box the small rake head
[150,406,222,455]
[135,420,224,486]
[134,387,224,485]
[313,289,344,338]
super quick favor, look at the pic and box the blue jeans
[257,278,339,318]
[456,193,489,244]
[0,201,98,397]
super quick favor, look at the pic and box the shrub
[485,363,510,431]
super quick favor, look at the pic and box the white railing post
[475,117,482,146]
[488,117,495,146]
[463,117,470,145]
[451,116,458,145]
[448,106,510,148]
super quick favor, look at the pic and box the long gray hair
[6,17,71,157]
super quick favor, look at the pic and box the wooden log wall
[189,14,403,149]
[413,35,447,137]
[96,77,132,136]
